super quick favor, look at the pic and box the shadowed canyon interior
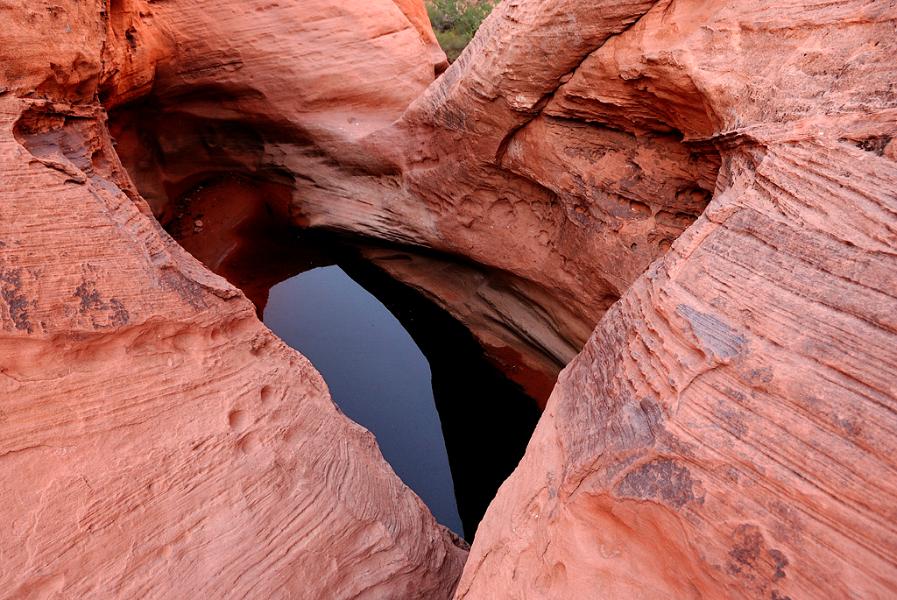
[87,79,721,540]
[142,168,544,540]
[100,78,724,393]
[9,16,725,578]
[102,95,554,540]
[2,0,895,598]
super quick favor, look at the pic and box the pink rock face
[0,1,466,598]
[446,1,897,599]
[1,0,896,598]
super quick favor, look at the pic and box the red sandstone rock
[446,1,897,598]
[0,1,466,598]
[392,0,450,74]
[1,0,896,598]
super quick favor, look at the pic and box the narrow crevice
[104,93,549,540]
[157,176,544,539]
[98,50,726,539]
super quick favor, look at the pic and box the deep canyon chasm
[1,0,896,598]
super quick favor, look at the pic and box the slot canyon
[0,0,896,599]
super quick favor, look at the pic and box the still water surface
[264,266,465,535]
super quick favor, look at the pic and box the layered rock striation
[1,0,895,598]
[446,1,897,598]
[0,1,465,598]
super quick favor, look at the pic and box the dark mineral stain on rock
[769,548,789,580]
[73,280,130,328]
[109,298,130,326]
[75,280,104,313]
[728,523,765,574]
[160,269,207,309]
[726,522,790,592]
[615,458,700,508]
[1,268,32,333]
[677,304,746,360]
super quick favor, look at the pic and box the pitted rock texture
[0,1,465,598]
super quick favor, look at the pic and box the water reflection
[165,175,541,539]
[265,266,465,535]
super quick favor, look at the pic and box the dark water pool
[261,238,541,540]
[140,167,542,540]
[265,265,464,534]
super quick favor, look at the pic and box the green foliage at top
[426,0,497,62]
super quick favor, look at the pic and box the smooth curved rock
[450,1,897,598]
[0,1,466,598]
[1,0,896,598]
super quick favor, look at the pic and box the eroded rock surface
[446,1,897,598]
[0,1,465,598]
[1,0,896,598]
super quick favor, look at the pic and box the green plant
[426,0,497,62]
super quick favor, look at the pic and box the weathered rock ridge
[1,0,896,599]
[0,1,465,598]
[443,2,897,599]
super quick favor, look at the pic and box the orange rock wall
[1,0,895,598]
[448,1,897,598]
[0,1,466,598]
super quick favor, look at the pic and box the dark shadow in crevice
[143,167,541,539]
[338,253,542,539]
